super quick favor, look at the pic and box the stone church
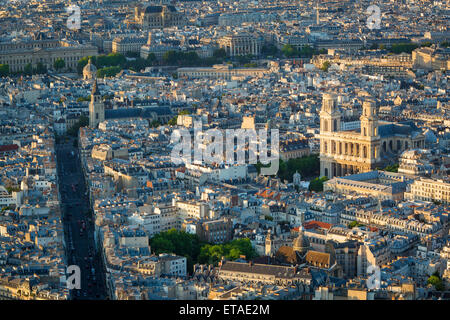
[88,79,173,129]
[319,93,425,178]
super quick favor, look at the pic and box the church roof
[104,106,173,120]
[145,6,163,13]
[378,121,420,138]
[305,251,331,267]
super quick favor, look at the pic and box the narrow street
[56,136,108,300]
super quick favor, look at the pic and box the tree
[427,272,444,291]
[149,119,161,128]
[54,58,65,71]
[168,116,178,126]
[282,44,298,58]
[213,48,227,59]
[97,66,121,78]
[198,238,257,265]
[383,163,399,173]
[24,63,33,75]
[321,61,331,72]
[348,221,364,229]
[35,62,47,74]
[146,53,157,64]
[0,64,9,77]
[309,176,328,192]
[261,44,278,56]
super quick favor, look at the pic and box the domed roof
[83,59,97,73]
[293,228,310,253]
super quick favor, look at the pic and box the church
[88,79,173,128]
[319,93,425,179]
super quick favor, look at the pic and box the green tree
[383,163,399,173]
[35,62,47,74]
[97,66,121,78]
[427,272,444,291]
[146,52,157,64]
[24,63,33,75]
[0,64,9,77]
[54,58,65,71]
[321,61,331,72]
[261,44,278,56]
[309,176,328,192]
[282,44,298,58]
[348,221,364,229]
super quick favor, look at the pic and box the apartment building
[405,178,450,204]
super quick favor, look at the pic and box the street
[56,137,108,300]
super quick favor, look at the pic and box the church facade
[134,4,185,29]
[319,93,425,179]
[88,80,173,129]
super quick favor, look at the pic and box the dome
[83,59,97,80]
[293,228,310,254]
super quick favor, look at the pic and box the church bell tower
[89,79,105,128]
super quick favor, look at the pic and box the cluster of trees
[67,115,89,137]
[389,43,420,54]
[149,229,258,273]
[254,154,320,182]
[261,44,278,57]
[321,61,331,72]
[23,62,47,76]
[150,229,203,273]
[77,52,157,76]
[348,221,364,229]
[0,64,9,77]
[278,154,320,182]
[97,66,122,78]
[309,176,328,192]
[281,44,326,58]
[427,271,445,291]
[383,163,399,173]
[198,239,257,265]
[54,58,66,71]
[5,186,20,194]
[149,119,161,128]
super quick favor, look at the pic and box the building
[405,178,450,204]
[89,80,105,128]
[324,170,412,201]
[218,33,262,57]
[112,37,146,54]
[0,39,97,73]
[280,139,310,161]
[412,45,450,71]
[88,81,173,128]
[177,64,269,80]
[134,5,185,29]
[319,93,424,178]
[83,58,97,80]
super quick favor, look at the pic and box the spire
[92,79,99,96]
